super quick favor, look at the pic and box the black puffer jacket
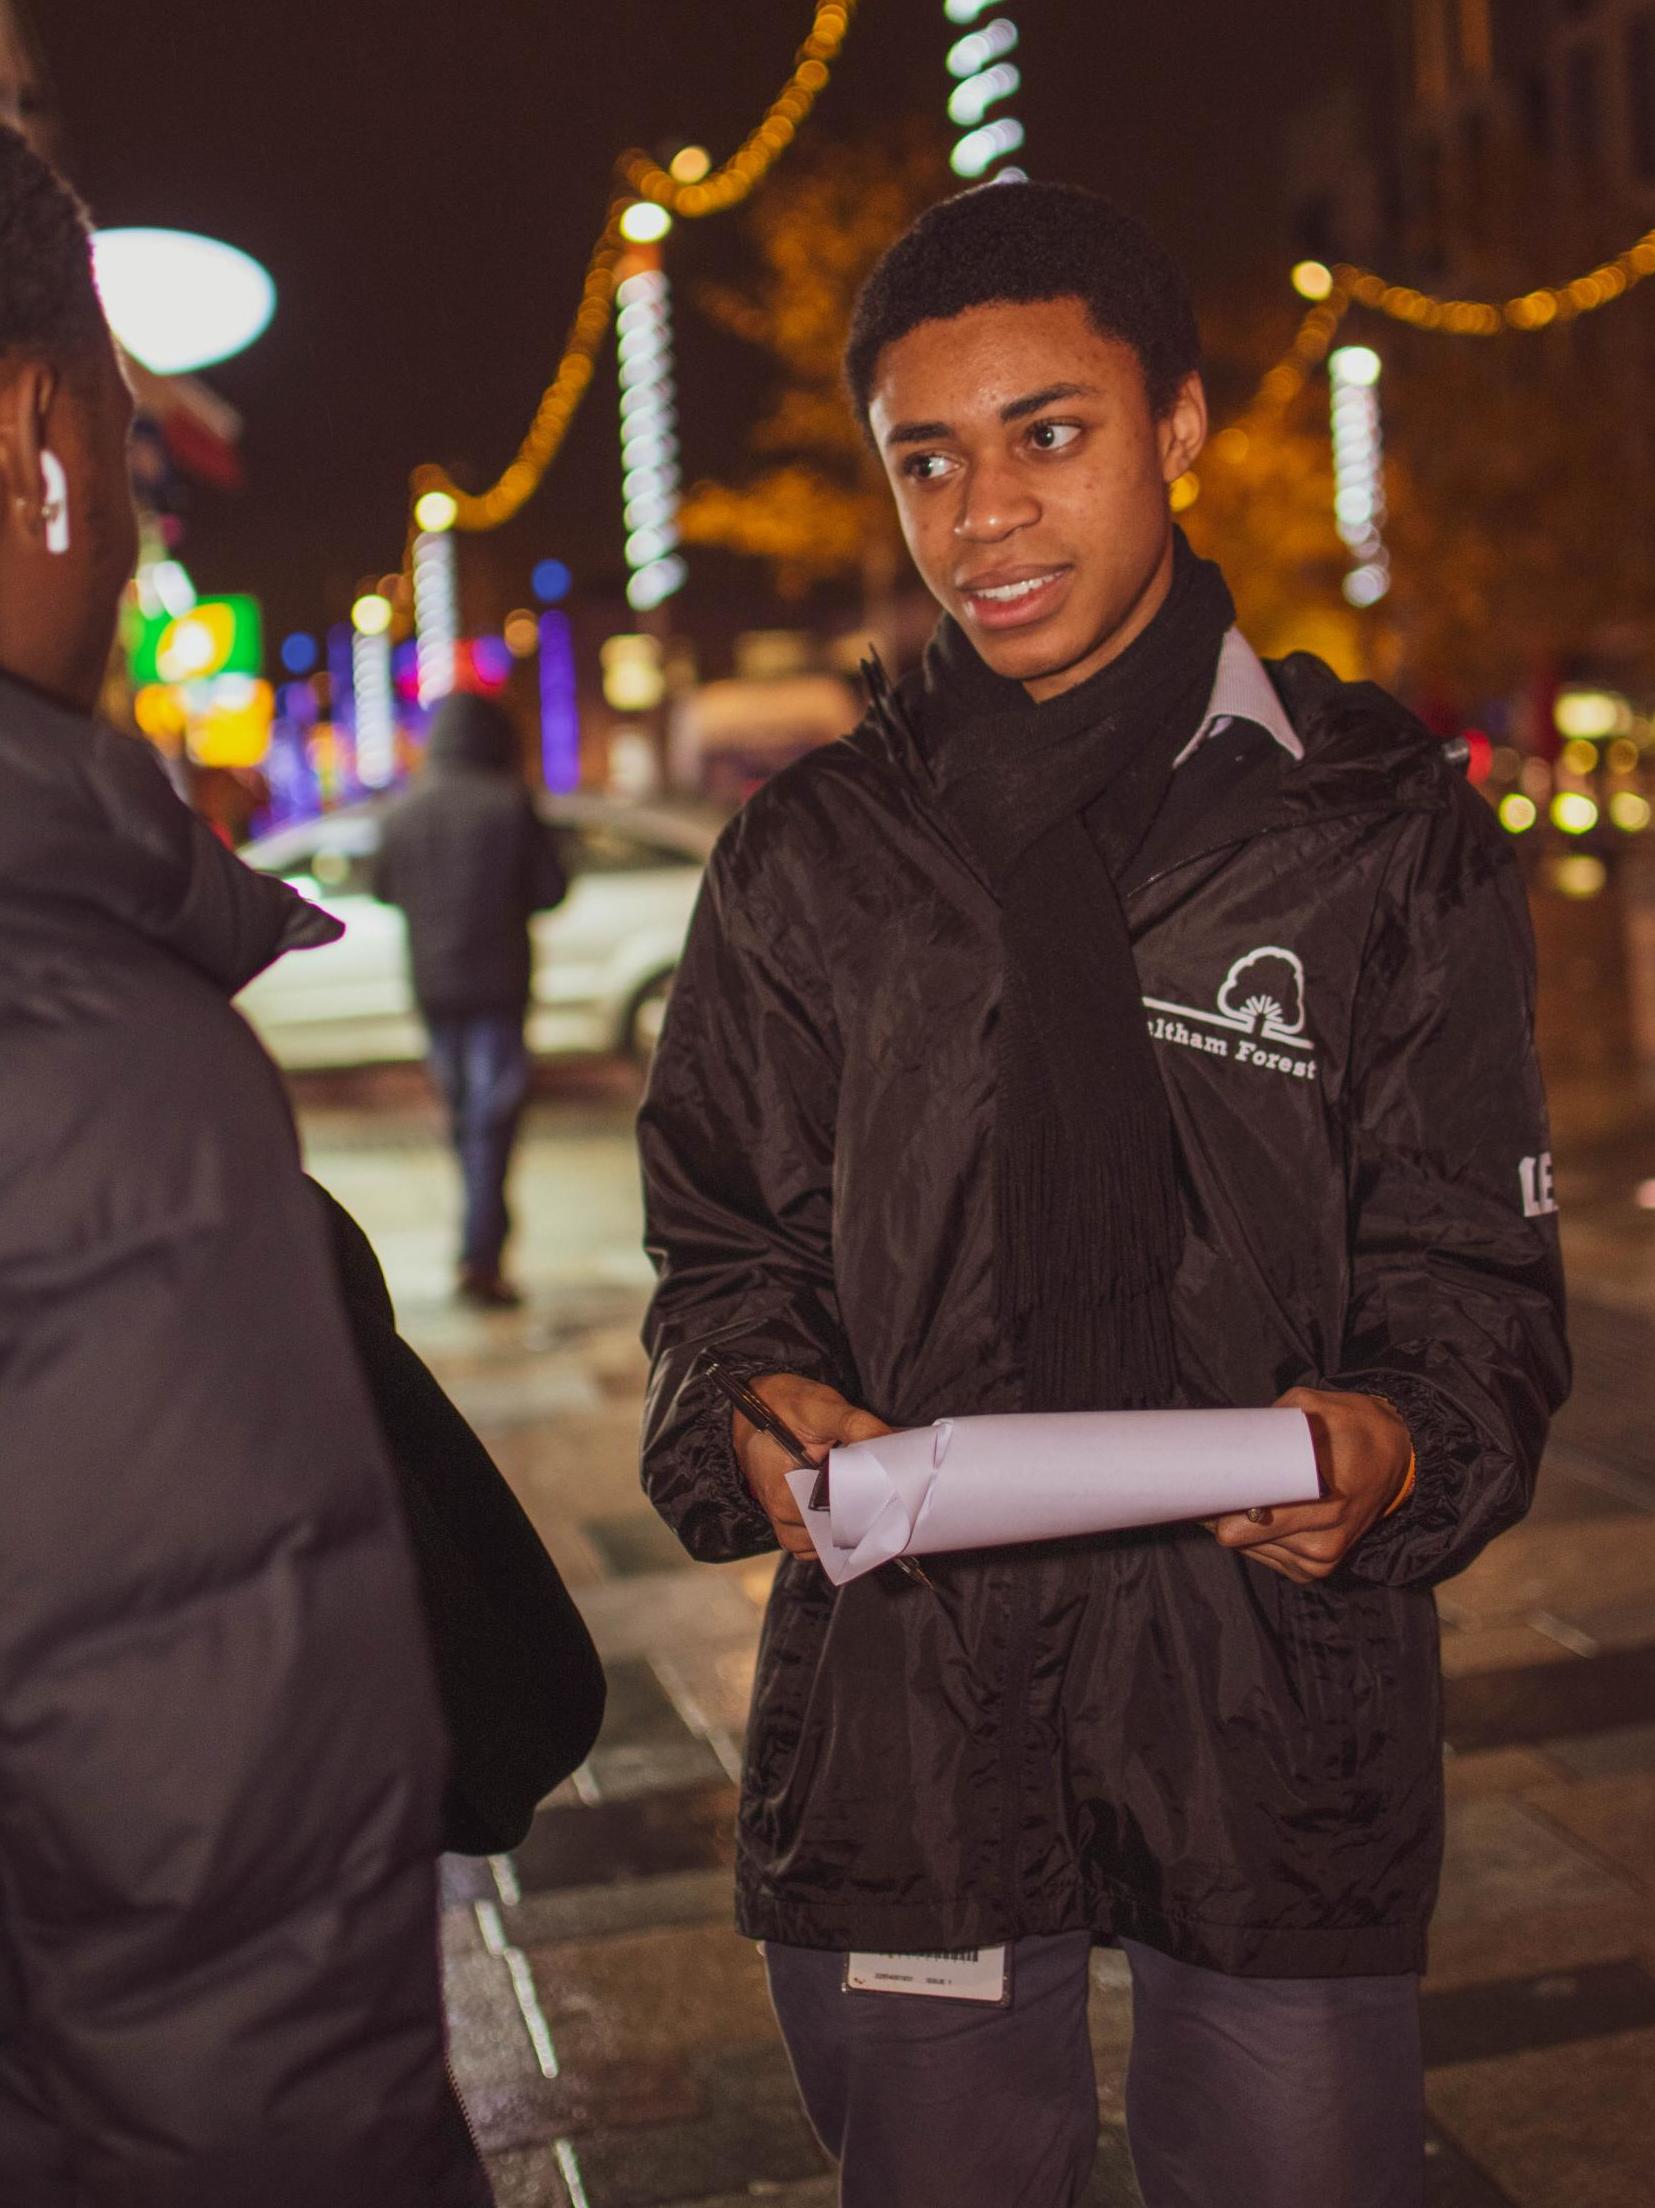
[639,651,1568,1979]
[0,678,489,2206]
[317,1184,607,1853]
[374,692,567,1018]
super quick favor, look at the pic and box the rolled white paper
[784,1407,1321,1586]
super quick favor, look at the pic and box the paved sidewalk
[302,1068,1655,2208]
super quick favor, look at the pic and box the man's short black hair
[0,120,104,370]
[845,180,1201,426]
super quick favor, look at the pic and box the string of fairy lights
[384,0,1655,745]
[410,0,858,542]
[390,0,858,682]
[1180,216,1655,610]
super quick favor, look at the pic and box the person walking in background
[376,691,567,1309]
[0,125,489,2204]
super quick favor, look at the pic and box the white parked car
[237,794,719,1070]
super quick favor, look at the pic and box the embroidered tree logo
[1216,947,1307,1038]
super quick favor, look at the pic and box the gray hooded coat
[374,692,567,1020]
[0,677,489,2205]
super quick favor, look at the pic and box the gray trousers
[765,1932,1424,2208]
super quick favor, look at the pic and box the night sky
[36,2,1393,643]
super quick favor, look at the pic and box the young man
[375,690,567,1309]
[639,183,1567,2207]
[0,125,489,2204]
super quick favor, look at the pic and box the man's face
[868,297,1207,701]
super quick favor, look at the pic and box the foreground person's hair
[0,120,103,370]
[844,178,1202,425]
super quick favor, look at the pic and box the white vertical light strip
[618,266,686,612]
[351,628,396,787]
[413,527,459,705]
[947,4,1025,179]
[1328,346,1391,607]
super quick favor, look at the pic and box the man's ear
[1158,372,1209,485]
[0,358,60,550]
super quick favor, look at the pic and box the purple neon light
[539,611,580,792]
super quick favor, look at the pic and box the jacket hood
[424,691,520,774]
[0,673,341,995]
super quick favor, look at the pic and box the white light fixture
[947,17,1018,75]
[350,592,393,638]
[413,530,459,706]
[352,626,397,790]
[619,201,674,246]
[1329,346,1391,607]
[1554,689,1630,739]
[413,489,459,534]
[90,227,276,377]
[1329,344,1382,387]
[616,263,685,613]
[948,59,1021,128]
[948,10,1024,179]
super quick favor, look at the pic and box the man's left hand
[1210,1388,1413,1585]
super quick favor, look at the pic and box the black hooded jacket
[0,678,489,2205]
[639,649,1569,1979]
[374,693,567,1019]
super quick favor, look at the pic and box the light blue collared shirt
[1173,629,1303,771]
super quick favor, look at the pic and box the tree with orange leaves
[677,128,949,617]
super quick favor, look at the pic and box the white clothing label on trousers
[843,1945,1011,2004]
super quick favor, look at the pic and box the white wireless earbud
[40,449,70,555]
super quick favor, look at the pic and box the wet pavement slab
[301,1074,1655,2206]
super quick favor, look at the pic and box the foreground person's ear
[0,357,61,552]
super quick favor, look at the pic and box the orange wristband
[1383,1447,1417,1518]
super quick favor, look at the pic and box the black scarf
[912,532,1236,1412]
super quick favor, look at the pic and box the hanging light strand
[619,0,855,215]
[1330,224,1655,334]
[1237,213,1655,428]
[412,0,859,536]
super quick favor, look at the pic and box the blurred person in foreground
[375,691,567,1309]
[639,183,1568,2207]
[0,124,490,2205]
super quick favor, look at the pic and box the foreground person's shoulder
[0,979,298,1303]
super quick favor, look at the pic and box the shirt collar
[1173,629,1303,770]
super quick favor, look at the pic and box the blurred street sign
[131,595,262,687]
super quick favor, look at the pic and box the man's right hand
[731,1374,894,1562]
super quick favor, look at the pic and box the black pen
[698,1352,935,1591]
[701,1352,819,1481]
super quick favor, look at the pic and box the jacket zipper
[995,1564,1043,1911]
[446,2051,487,2173]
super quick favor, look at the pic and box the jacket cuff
[1327,1368,1484,1582]
[664,1344,851,1564]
